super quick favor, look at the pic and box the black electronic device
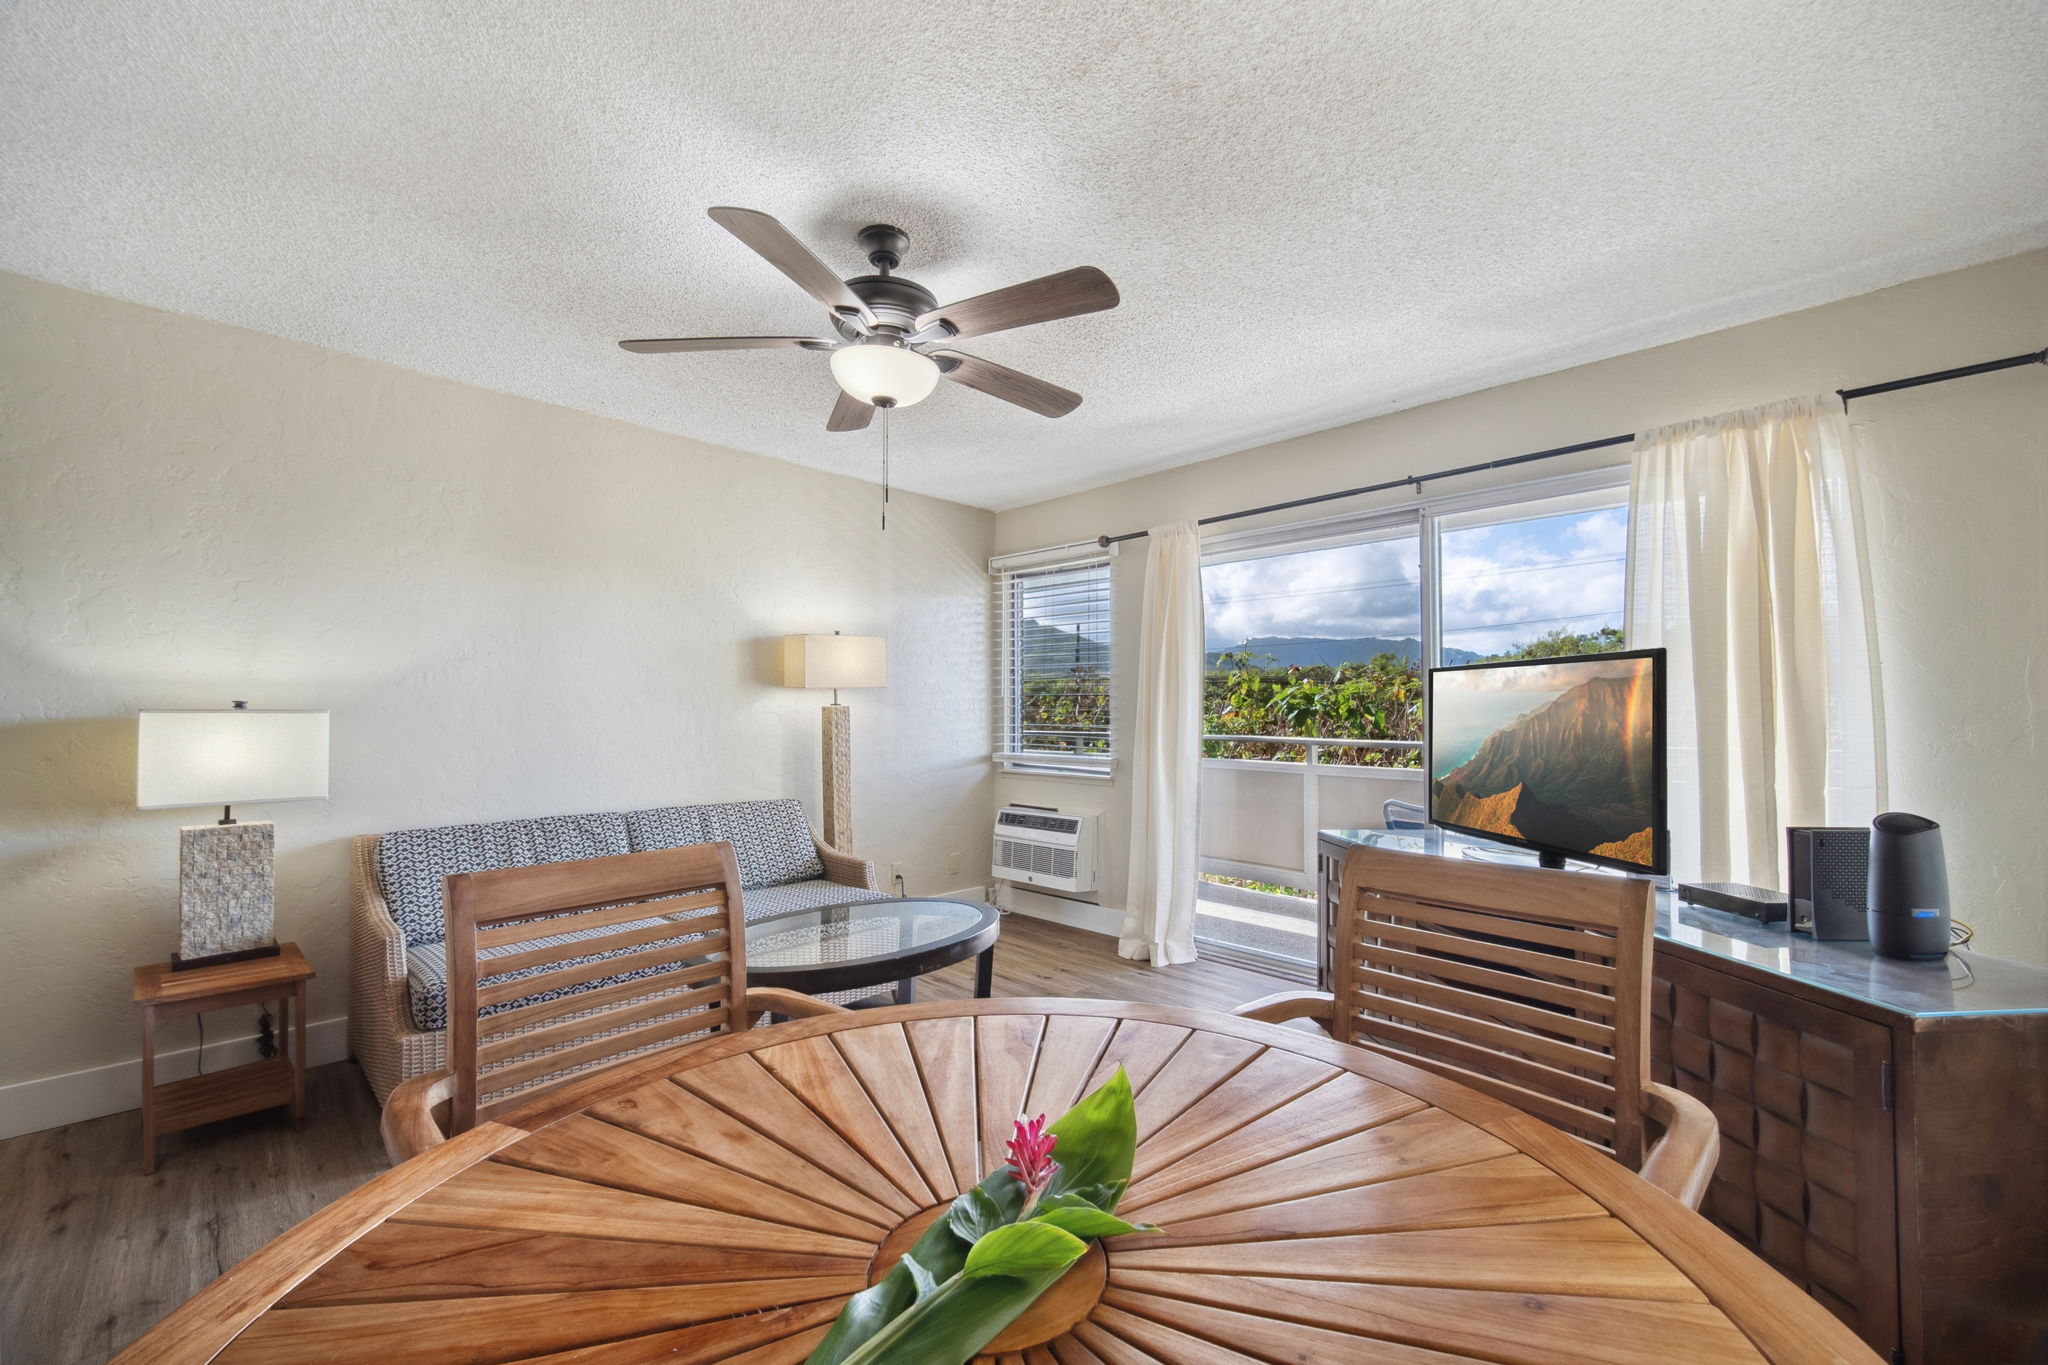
[1425,649,1668,876]
[1786,826,1871,940]
[1868,812,1951,959]
[1677,881,1788,924]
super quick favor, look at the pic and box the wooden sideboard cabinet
[1318,829,2048,1365]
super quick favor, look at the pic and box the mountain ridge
[1206,635,1482,669]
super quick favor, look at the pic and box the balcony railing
[1200,734,1422,891]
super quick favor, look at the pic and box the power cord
[198,1011,279,1073]
[1945,917,1977,987]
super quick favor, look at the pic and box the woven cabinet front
[1651,952,1900,1360]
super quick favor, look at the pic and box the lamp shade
[829,341,939,407]
[782,635,887,690]
[137,709,331,810]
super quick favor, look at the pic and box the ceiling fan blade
[618,336,835,353]
[933,350,1082,417]
[708,206,874,325]
[917,266,1119,341]
[827,390,874,432]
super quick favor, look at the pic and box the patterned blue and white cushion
[403,900,717,1033]
[625,799,823,889]
[622,804,706,856]
[373,812,631,949]
[742,879,893,922]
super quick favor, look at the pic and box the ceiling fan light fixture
[830,339,940,408]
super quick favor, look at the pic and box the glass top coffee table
[744,896,1000,1004]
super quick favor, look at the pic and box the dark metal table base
[745,899,1002,1009]
[885,942,995,1006]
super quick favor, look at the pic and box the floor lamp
[782,633,887,850]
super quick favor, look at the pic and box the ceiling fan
[619,207,1119,431]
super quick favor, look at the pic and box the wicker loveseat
[348,798,882,1102]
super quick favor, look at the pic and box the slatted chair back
[442,841,748,1134]
[1331,843,1656,1167]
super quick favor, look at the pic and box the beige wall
[995,250,2048,968]
[0,272,995,1092]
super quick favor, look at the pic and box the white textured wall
[0,271,994,1089]
[996,250,2048,968]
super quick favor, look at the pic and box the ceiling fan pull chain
[882,403,891,531]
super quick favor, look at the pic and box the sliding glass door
[1197,517,1423,970]
[1191,471,1628,974]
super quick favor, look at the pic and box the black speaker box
[1868,812,1951,959]
[1786,826,1870,940]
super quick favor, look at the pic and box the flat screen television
[1426,648,1667,875]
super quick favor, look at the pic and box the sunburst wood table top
[115,999,1878,1365]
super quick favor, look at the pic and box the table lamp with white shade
[136,702,330,969]
[781,633,885,850]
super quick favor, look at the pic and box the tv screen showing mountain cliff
[1428,650,1665,874]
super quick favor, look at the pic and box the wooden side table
[132,942,315,1173]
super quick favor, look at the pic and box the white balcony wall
[1199,757,1425,888]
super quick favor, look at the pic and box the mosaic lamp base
[173,821,281,972]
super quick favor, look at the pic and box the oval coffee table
[115,1000,1880,1364]
[746,896,999,1004]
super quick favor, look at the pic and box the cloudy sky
[1203,507,1627,656]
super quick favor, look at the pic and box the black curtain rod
[1096,346,2045,547]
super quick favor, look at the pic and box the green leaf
[1044,1067,1138,1207]
[946,1184,1008,1244]
[837,1272,1069,1365]
[898,1252,938,1298]
[809,1068,1148,1364]
[1047,1180,1125,1213]
[1030,1195,1157,1239]
[962,1220,1090,1280]
[806,1164,1025,1364]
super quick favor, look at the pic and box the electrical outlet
[890,862,905,880]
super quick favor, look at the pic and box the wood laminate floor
[0,913,1291,1364]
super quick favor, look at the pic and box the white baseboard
[995,884,1125,939]
[0,1015,352,1141]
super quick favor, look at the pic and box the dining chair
[1237,842,1719,1208]
[380,839,844,1162]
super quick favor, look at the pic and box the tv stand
[1316,827,2048,1365]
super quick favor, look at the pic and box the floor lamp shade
[781,636,885,853]
[137,708,330,968]
[782,635,887,691]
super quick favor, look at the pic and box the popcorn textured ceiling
[3,0,2044,510]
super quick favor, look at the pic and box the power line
[1441,609,1623,637]
[1206,551,1625,609]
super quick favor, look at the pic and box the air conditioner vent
[990,805,1098,894]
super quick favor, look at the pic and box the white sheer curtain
[1627,396,1884,888]
[1120,521,1204,965]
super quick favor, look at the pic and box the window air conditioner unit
[992,805,1099,894]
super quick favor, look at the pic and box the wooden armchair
[380,840,845,1163]
[1237,843,1718,1209]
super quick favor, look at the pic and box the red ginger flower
[1006,1114,1059,1213]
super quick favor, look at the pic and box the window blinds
[991,544,1114,774]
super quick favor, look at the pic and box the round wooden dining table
[117,999,1878,1365]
